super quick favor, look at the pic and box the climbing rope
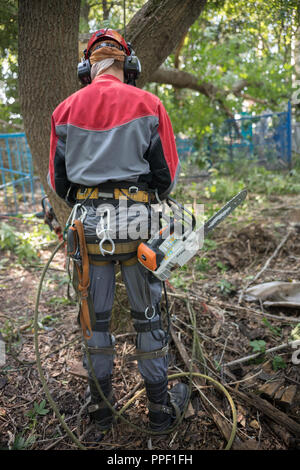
[34,240,237,450]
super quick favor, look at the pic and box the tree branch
[0,118,24,130]
[150,66,268,111]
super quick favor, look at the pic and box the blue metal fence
[0,133,44,215]
[205,102,292,169]
[175,135,197,161]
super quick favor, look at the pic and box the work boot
[87,375,114,431]
[145,378,190,433]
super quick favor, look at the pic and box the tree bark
[18,0,81,224]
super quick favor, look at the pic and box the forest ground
[0,172,300,451]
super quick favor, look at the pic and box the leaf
[250,340,266,353]
[272,355,287,371]
[32,400,49,416]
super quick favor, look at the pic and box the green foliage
[195,256,211,272]
[262,317,282,337]
[203,238,218,252]
[25,400,50,436]
[147,0,296,152]
[217,279,234,295]
[0,0,20,131]
[0,221,38,263]
[28,400,50,417]
[40,314,60,326]
[272,355,287,371]
[10,433,36,450]
[216,261,228,273]
[0,220,56,264]
[47,296,75,306]
[250,339,266,353]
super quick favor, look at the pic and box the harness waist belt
[76,185,155,204]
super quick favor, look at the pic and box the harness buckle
[129,186,139,194]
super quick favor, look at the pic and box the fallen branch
[114,380,143,408]
[223,339,300,369]
[215,301,300,324]
[0,118,24,130]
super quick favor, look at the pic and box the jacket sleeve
[144,99,180,200]
[48,114,70,200]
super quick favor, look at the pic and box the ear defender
[77,50,92,85]
[124,42,141,86]
[77,42,141,86]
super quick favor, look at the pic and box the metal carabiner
[99,236,115,256]
[78,205,87,223]
[96,208,115,256]
[145,305,156,320]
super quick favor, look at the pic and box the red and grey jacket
[48,74,180,201]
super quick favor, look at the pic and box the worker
[48,28,189,436]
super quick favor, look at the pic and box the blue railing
[205,102,292,169]
[0,133,44,215]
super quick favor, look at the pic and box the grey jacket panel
[56,115,159,187]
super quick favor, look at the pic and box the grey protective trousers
[85,261,168,384]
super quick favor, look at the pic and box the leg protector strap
[93,321,110,332]
[88,346,116,356]
[131,305,160,322]
[95,310,111,321]
[133,319,162,333]
[125,344,168,363]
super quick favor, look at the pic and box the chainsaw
[137,189,247,281]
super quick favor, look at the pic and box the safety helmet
[78,28,141,86]
[85,28,131,58]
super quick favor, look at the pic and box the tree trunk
[18,0,81,224]
[18,0,207,224]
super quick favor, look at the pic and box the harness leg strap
[125,307,168,363]
[92,310,112,333]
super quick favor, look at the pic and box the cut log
[277,385,297,409]
[265,420,293,447]
[258,380,284,399]
[227,386,300,437]
[212,412,259,450]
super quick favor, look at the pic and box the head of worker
[86,29,130,83]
